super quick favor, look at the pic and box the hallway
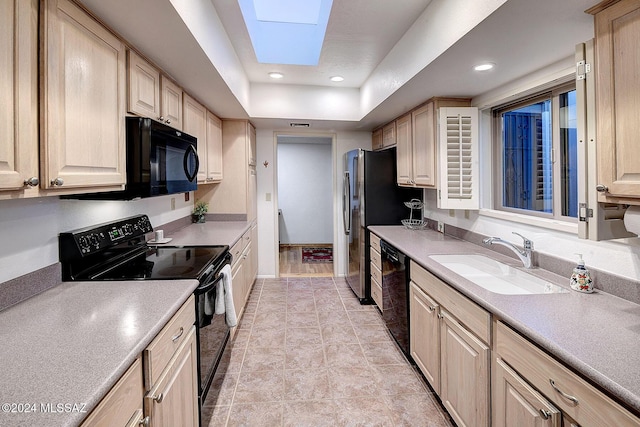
[202,276,453,426]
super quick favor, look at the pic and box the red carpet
[301,247,333,263]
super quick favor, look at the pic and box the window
[493,85,578,220]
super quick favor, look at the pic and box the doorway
[276,134,334,277]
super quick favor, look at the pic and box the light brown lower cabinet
[80,358,145,427]
[440,309,490,427]
[144,325,198,427]
[409,262,490,427]
[493,357,561,427]
[409,281,440,393]
[495,321,640,427]
[81,296,197,427]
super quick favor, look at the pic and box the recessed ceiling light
[330,75,344,82]
[269,72,284,79]
[474,62,495,71]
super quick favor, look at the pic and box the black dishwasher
[380,240,411,357]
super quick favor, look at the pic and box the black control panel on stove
[59,214,153,260]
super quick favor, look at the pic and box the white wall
[0,194,193,283]
[255,129,370,278]
[277,142,332,245]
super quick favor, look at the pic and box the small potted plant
[192,200,208,223]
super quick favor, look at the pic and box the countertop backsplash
[425,219,640,305]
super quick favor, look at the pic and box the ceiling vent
[290,123,310,128]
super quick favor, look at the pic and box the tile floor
[202,276,454,427]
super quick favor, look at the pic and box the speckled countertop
[0,279,198,427]
[369,225,640,416]
[0,220,249,427]
[162,220,250,247]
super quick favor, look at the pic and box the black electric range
[59,214,232,424]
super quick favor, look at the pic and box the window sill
[478,209,578,234]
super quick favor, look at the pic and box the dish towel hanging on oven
[215,264,237,327]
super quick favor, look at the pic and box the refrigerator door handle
[343,171,351,235]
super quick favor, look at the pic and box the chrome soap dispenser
[569,254,594,293]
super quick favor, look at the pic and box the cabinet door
[396,113,413,186]
[42,0,126,190]
[412,102,436,187]
[593,0,640,200]
[372,128,383,150]
[231,256,246,317]
[382,122,396,147]
[494,358,560,427]
[128,50,160,120]
[182,94,208,183]
[205,111,223,182]
[440,309,489,427]
[409,281,441,393]
[249,221,258,284]
[81,358,145,427]
[145,326,198,427]
[0,0,38,194]
[248,122,257,167]
[161,77,183,131]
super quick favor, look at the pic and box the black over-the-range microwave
[66,117,200,200]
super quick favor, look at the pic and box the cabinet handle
[595,184,608,193]
[165,119,171,124]
[138,415,150,427]
[427,305,436,313]
[171,326,184,342]
[539,409,551,420]
[158,116,165,121]
[437,313,444,319]
[152,392,164,403]
[23,177,39,187]
[50,178,64,187]
[549,379,579,405]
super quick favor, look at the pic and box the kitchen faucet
[482,232,534,269]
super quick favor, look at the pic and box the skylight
[238,0,333,66]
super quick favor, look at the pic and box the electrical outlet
[170,197,176,210]
[265,192,271,201]
[437,221,445,233]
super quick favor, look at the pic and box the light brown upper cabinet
[41,0,127,193]
[382,122,396,148]
[588,0,640,203]
[396,113,413,185]
[0,0,39,198]
[128,50,183,131]
[182,94,207,183]
[372,128,383,150]
[396,97,471,188]
[205,111,223,182]
[182,94,223,184]
[195,120,257,222]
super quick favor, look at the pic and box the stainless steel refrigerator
[342,148,422,302]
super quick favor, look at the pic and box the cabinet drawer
[371,262,382,287]
[496,321,639,427]
[81,358,144,427]
[410,260,490,344]
[230,230,250,267]
[144,294,195,389]
[370,233,381,252]
[371,275,383,309]
[370,247,382,269]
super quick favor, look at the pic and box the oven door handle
[196,272,224,295]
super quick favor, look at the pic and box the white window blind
[438,107,479,210]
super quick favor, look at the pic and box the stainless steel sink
[429,254,568,295]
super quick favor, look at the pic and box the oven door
[195,272,230,410]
